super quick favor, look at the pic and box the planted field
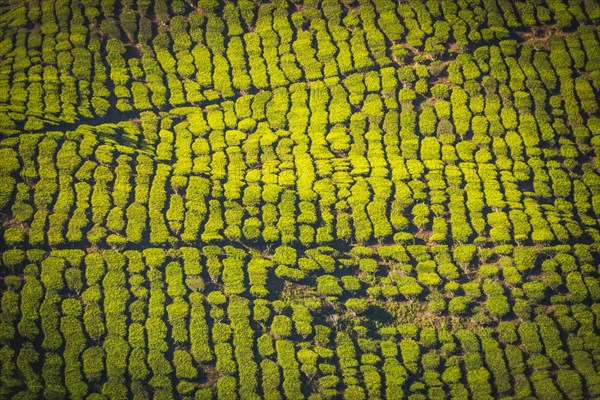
[1,0,600,399]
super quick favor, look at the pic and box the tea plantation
[1,0,600,399]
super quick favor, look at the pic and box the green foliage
[448,297,469,315]
[345,298,368,314]
[514,246,538,272]
[1,2,599,398]
[317,275,343,297]
[271,315,292,339]
[273,246,297,266]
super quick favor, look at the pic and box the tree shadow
[364,305,394,324]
